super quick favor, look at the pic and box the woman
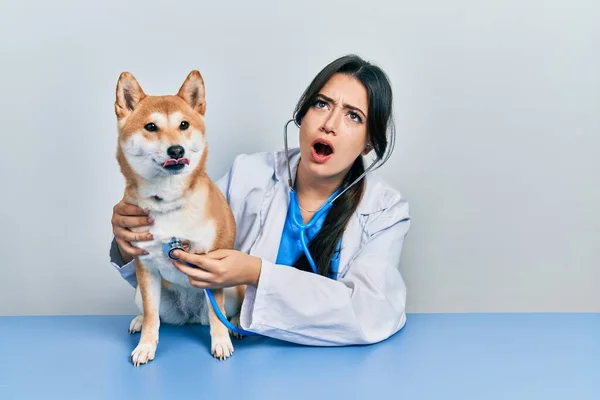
[109,54,411,346]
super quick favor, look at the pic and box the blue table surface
[0,313,598,399]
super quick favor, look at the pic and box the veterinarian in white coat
[109,55,411,346]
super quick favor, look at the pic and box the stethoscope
[163,117,386,338]
[163,238,259,337]
[284,118,381,271]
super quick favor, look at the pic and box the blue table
[1,313,598,399]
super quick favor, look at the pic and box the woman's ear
[361,142,373,155]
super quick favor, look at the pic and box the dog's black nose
[167,145,185,159]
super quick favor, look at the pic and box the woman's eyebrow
[316,94,366,118]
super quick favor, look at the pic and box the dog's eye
[144,123,157,132]
[180,121,189,130]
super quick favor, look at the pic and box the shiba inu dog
[114,70,243,365]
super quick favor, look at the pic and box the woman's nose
[322,109,342,134]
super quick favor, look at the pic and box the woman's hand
[171,249,262,289]
[111,199,154,262]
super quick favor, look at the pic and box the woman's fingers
[111,200,153,260]
[111,200,152,229]
[188,279,219,289]
[113,214,154,229]
[172,260,216,285]
[115,237,147,256]
[204,249,230,259]
[114,226,152,243]
[114,201,148,217]
[171,251,221,271]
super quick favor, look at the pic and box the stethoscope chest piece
[163,237,185,261]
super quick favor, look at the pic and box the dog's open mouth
[162,158,189,171]
[313,142,333,156]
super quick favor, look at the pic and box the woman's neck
[295,159,345,204]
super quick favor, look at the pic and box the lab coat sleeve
[109,237,137,288]
[239,197,411,346]
[107,161,236,288]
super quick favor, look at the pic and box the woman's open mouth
[311,139,334,163]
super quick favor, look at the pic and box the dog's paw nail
[228,315,245,339]
[131,343,156,366]
[129,315,143,333]
[211,336,234,360]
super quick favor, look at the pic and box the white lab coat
[110,147,411,346]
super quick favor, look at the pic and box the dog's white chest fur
[133,188,216,288]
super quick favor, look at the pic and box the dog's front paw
[211,334,234,360]
[131,342,156,367]
[229,315,244,339]
[129,315,143,334]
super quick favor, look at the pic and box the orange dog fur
[114,70,244,365]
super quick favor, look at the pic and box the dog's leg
[208,288,234,360]
[227,285,247,339]
[228,314,243,339]
[131,259,161,367]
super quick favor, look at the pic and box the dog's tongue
[163,158,190,167]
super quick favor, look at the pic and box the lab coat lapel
[249,182,289,263]
[248,148,300,263]
[337,173,383,278]
[248,148,383,272]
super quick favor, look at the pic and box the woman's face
[298,73,371,184]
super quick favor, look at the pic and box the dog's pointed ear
[177,70,206,115]
[115,72,146,120]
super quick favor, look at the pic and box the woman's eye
[144,123,157,132]
[349,112,362,123]
[314,100,327,109]
[180,121,189,130]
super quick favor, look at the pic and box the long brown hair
[291,54,396,276]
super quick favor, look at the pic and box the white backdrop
[1,0,598,316]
